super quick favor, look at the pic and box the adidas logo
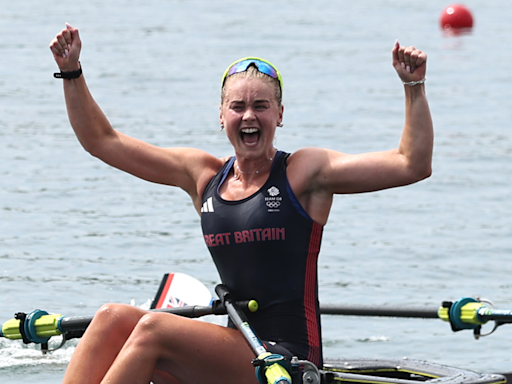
[201,197,214,213]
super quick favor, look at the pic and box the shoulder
[171,147,227,170]
[286,146,352,195]
[286,147,344,175]
[169,148,228,203]
[285,147,328,191]
[285,148,338,225]
[287,147,327,162]
[288,146,354,170]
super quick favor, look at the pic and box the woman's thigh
[116,312,260,384]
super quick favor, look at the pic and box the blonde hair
[221,64,282,106]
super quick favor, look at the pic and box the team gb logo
[268,186,280,196]
[266,186,281,211]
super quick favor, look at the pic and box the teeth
[241,128,259,133]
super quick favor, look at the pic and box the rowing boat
[1,272,511,384]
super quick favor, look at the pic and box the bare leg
[62,303,148,384]
[100,312,259,384]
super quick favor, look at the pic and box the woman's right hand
[49,23,82,72]
[391,40,427,85]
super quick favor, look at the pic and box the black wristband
[54,62,82,80]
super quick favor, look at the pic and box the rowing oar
[0,272,247,345]
[321,297,512,338]
[0,300,257,346]
[3,297,512,346]
[2,269,512,347]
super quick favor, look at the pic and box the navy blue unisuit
[201,151,323,367]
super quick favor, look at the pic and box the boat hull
[321,358,508,384]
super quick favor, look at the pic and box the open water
[1,0,512,382]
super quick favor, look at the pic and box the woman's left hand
[392,40,427,84]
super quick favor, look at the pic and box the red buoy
[440,4,474,30]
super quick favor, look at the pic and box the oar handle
[0,310,65,343]
[437,297,512,331]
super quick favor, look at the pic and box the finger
[409,50,427,73]
[63,24,81,56]
[49,30,70,58]
[63,28,73,46]
[52,30,68,47]
[64,23,80,41]
[407,50,419,73]
[402,46,417,73]
[56,34,70,57]
[396,47,406,71]
[49,25,75,48]
[402,46,415,63]
[397,45,405,62]
[49,36,65,57]
[49,43,63,58]
[391,39,400,63]
[411,51,427,68]
[70,27,81,46]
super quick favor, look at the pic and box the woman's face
[220,76,283,159]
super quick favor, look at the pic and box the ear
[277,105,284,126]
[219,104,224,126]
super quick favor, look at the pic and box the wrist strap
[402,77,426,86]
[54,62,82,80]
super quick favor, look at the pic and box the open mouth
[240,128,260,146]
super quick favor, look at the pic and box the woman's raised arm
[49,24,222,207]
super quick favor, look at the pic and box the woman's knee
[131,313,184,348]
[92,303,146,335]
[137,312,176,334]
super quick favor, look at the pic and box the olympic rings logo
[266,201,281,209]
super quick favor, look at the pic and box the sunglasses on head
[221,57,283,91]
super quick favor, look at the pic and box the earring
[278,123,283,128]
[220,123,224,131]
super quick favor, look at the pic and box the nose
[242,107,256,121]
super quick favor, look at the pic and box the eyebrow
[229,99,271,105]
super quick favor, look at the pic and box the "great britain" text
[203,227,285,247]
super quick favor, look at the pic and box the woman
[49,23,432,384]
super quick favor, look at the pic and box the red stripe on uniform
[304,222,322,366]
